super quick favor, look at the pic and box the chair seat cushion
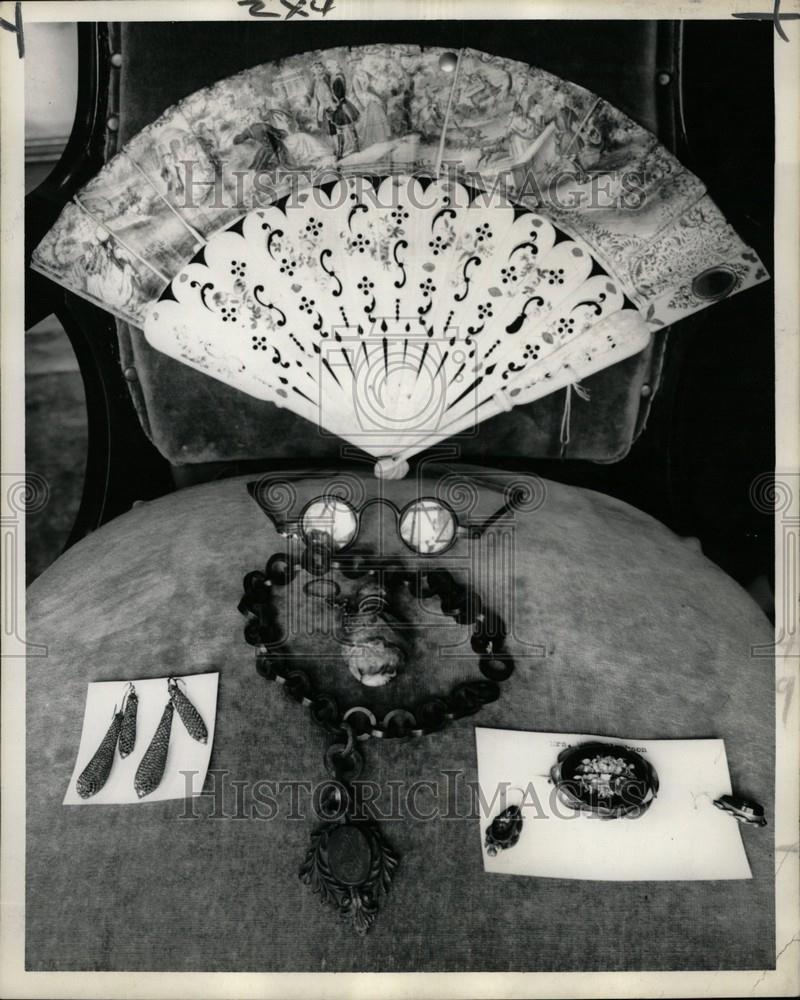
[26,471,773,971]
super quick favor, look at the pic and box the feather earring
[134,700,174,799]
[76,705,124,799]
[168,677,208,744]
[117,682,138,759]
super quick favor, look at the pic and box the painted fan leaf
[31,44,767,333]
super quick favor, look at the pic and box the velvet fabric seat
[26,471,774,971]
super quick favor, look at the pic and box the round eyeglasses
[298,496,458,555]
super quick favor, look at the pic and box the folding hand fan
[32,44,768,476]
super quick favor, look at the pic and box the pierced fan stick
[73,195,170,285]
[386,177,473,415]
[122,151,205,244]
[435,48,464,176]
[374,312,650,478]
[139,157,766,471]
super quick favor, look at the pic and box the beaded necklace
[238,546,515,933]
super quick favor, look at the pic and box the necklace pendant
[299,784,399,934]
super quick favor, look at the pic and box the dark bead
[414,697,449,732]
[237,595,255,618]
[266,552,296,586]
[458,679,500,704]
[383,572,409,595]
[470,632,490,655]
[244,620,264,646]
[378,561,409,587]
[255,653,276,679]
[310,693,340,728]
[284,669,312,702]
[478,653,515,681]
[268,656,292,680]
[338,550,370,579]
[447,684,482,719]
[243,570,267,595]
[382,709,417,739]
[251,601,278,625]
[452,590,482,625]
[342,707,376,737]
[439,587,465,615]
[426,569,456,598]
[244,619,283,647]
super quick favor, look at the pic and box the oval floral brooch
[549,742,659,820]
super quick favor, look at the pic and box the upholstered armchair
[24,19,774,974]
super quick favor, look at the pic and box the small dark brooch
[484,804,524,856]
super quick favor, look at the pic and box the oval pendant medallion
[326,824,372,886]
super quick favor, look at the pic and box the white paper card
[475,728,752,880]
[64,673,218,805]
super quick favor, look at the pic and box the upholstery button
[110,52,122,67]
[107,116,119,132]
[123,366,137,381]
[641,383,652,398]
[657,72,671,86]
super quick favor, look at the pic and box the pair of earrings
[134,677,208,799]
[76,678,207,800]
[76,682,139,798]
